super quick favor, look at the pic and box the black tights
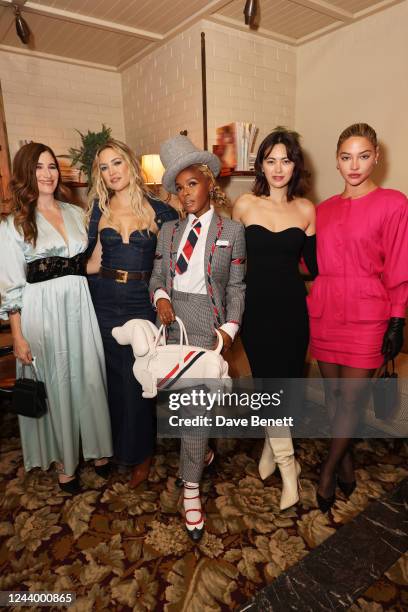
[317,361,375,498]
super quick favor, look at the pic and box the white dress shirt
[154,207,238,340]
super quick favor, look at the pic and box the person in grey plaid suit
[149,135,246,542]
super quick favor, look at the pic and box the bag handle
[20,358,39,381]
[377,358,395,378]
[154,316,189,350]
[154,317,190,370]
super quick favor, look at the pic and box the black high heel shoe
[58,475,81,495]
[185,511,205,543]
[94,462,111,479]
[337,477,356,497]
[183,484,205,543]
[316,490,335,513]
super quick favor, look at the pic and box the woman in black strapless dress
[86,140,178,485]
[233,128,317,511]
[242,226,312,378]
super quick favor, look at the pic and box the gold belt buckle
[116,269,128,283]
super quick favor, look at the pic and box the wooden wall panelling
[0,81,12,213]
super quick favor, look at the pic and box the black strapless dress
[241,225,316,379]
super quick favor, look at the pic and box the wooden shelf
[219,170,255,177]
[63,181,88,188]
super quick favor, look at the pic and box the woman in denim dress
[87,139,178,486]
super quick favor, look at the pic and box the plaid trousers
[164,290,215,483]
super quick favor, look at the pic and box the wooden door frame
[0,80,12,211]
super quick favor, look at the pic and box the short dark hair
[253,127,310,201]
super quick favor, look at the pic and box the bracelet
[7,308,21,315]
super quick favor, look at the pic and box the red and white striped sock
[183,481,204,531]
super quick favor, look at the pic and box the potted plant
[69,124,112,187]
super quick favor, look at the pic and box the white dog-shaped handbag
[112,316,230,398]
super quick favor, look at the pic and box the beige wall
[3,1,405,198]
[122,19,296,156]
[122,22,203,156]
[0,51,125,159]
[295,1,408,203]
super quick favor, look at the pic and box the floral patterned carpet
[0,410,407,612]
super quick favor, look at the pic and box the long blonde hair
[87,139,157,232]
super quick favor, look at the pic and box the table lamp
[141,154,165,191]
[141,153,179,209]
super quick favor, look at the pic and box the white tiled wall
[1,18,296,161]
[121,20,296,156]
[204,21,296,149]
[0,51,125,159]
[122,22,204,155]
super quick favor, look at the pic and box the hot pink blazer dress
[307,187,408,369]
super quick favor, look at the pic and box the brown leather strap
[99,267,151,283]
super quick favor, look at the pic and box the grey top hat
[160,135,221,194]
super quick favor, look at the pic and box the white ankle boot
[278,456,301,510]
[258,438,276,480]
[260,433,301,510]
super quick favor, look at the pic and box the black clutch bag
[11,362,47,418]
[372,359,399,420]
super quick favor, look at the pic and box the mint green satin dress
[0,202,113,475]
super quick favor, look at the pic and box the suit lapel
[204,212,224,283]
[172,217,188,255]
[204,213,224,327]
[204,213,219,269]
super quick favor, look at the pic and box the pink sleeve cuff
[390,304,407,318]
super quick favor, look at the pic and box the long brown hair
[10,142,71,244]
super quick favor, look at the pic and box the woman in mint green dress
[0,143,112,493]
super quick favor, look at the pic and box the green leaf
[68,124,112,187]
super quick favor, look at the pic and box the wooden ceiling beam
[354,0,403,20]
[288,0,353,22]
[118,0,236,70]
[0,0,29,6]
[0,42,118,71]
[0,0,164,41]
[163,0,235,38]
[297,0,404,45]
[209,14,298,45]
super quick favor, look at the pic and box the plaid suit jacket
[149,212,246,329]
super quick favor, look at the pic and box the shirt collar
[188,205,213,229]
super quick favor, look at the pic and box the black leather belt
[27,253,86,283]
[99,267,151,283]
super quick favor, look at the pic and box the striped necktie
[175,218,202,275]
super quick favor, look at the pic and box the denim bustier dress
[87,197,178,465]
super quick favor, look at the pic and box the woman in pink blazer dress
[307,123,408,512]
